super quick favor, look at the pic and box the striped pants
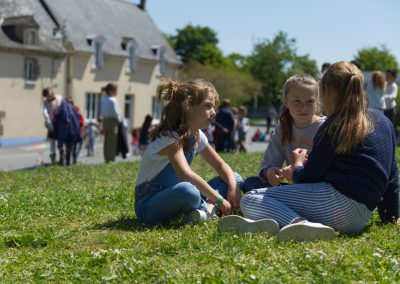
[240,182,372,235]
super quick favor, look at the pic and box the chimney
[138,0,146,11]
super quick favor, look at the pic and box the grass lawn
[0,152,399,282]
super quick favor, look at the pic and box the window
[24,58,39,82]
[85,93,101,120]
[24,29,38,45]
[158,46,166,76]
[151,96,166,121]
[93,40,104,69]
[127,41,138,73]
[87,35,105,70]
[151,45,166,76]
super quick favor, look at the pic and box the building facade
[0,0,180,146]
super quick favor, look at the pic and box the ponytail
[156,79,178,101]
[280,106,293,145]
[321,61,372,154]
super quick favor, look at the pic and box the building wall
[0,49,178,145]
[0,50,65,140]
[70,52,177,129]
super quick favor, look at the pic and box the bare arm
[159,142,231,213]
[200,144,240,208]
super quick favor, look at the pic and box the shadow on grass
[93,215,187,232]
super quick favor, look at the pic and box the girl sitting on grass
[242,74,326,193]
[134,79,243,225]
[220,61,399,241]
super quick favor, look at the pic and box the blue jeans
[135,172,243,224]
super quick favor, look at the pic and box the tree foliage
[179,62,261,106]
[247,32,318,104]
[354,46,398,71]
[170,25,219,64]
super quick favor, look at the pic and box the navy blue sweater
[293,109,399,222]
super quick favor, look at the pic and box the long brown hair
[371,71,385,91]
[280,74,319,145]
[151,79,219,149]
[320,61,372,154]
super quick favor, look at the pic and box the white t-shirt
[135,130,209,186]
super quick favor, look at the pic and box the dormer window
[87,35,105,70]
[151,45,166,76]
[121,38,138,73]
[1,16,39,45]
[24,28,38,45]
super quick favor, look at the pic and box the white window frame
[24,58,38,84]
[85,92,101,120]
[151,45,166,76]
[87,35,105,70]
[126,39,138,73]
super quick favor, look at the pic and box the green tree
[179,62,261,106]
[172,25,219,64]
[247,32,318,104]
[354,46,398,71]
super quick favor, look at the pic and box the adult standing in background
[214,99,235,152]
[100,83,121,163]
[42,88,63,165]
[383,69,398,128]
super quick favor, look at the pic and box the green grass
[0,152,399,283]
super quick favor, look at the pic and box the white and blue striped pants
[240,182,372,235]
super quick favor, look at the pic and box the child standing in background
[242,74,326,193]
[131,128,140,155]
[134,79,243,225]
[366,71,386,111]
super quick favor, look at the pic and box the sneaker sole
[277,223,336,242]
[218,215,279,235]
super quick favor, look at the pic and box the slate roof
[0,0,64,53]
[0,0,180,64]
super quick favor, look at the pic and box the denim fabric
[134,136,243,224]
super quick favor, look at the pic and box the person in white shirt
[42,88,63,164]
[134,79,243,224]
[100,83,121,163]
[383,68,398,128]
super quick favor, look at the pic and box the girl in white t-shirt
[134,79,243,224]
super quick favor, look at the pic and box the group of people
[134,61,399,242]
[43,83,157,166]
[42,88,85,166]
[211,100,250,153]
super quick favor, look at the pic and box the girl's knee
[175,182,201,206]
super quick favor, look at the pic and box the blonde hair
[371,71,385,91]
[320,61,372,154]
[280,74,320,145]
[151,79,219,148]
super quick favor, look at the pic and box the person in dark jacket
[214,99,235,152]
[221,61,399,242]
[53,99,80,166]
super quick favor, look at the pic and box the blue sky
[138,0,400,69]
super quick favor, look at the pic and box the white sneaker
[184,209,214,224]
[218,215,279,235]
[277,221,336,242]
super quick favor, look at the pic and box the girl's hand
[291,148,308,167]
[282,165,293,181]
[266,167,283,186]
[218,198,232,215]
[227,184,241,208]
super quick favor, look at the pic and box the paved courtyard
[0,126,270,171]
